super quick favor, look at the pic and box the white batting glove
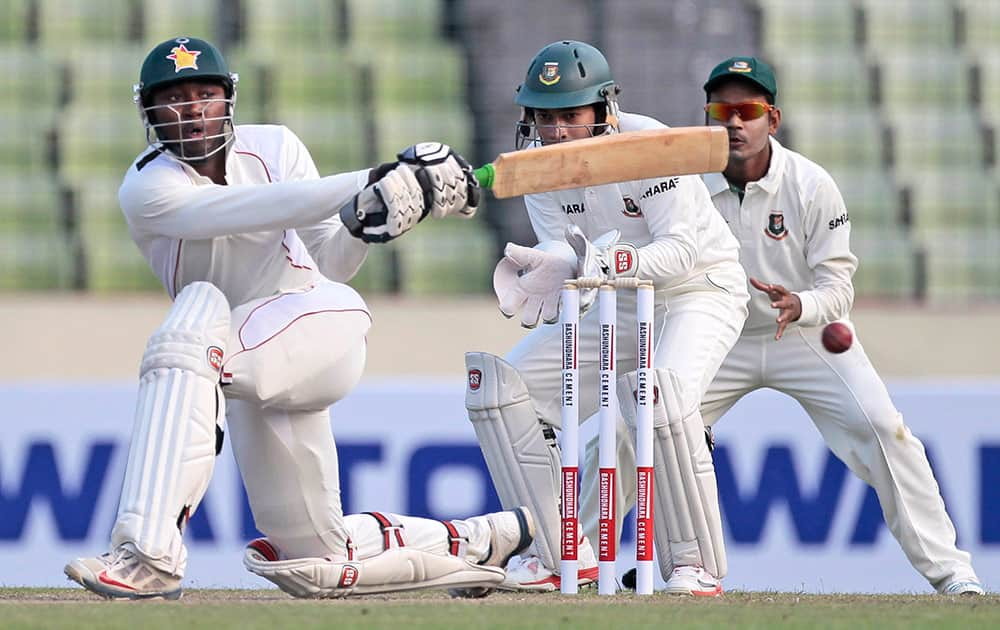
[565,224,638,279]
[398,142,481,219]
[493,240,577,329]
[339,163,427,243]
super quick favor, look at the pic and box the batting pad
[465,352,563,569]
[244,544,504,598]
[112,282,230,577]
[617,369,726,579]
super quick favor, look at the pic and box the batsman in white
[599,57,984,597]
[465,40,749,594]
[63,36,534,600]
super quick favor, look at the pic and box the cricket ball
[821,322,853,354]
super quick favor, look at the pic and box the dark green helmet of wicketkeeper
[514,40,621,148]
[133,36,239,161]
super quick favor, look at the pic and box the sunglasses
[704,101,775,122]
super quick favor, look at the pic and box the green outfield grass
[1,589,998,629]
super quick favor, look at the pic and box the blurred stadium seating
[142,0,216,45]
[764,0,1000,303]
[759,0,858,58]
[0,173,75,289]
[0,0,996,303]
[36,0,136,51]
[239,0,342,51]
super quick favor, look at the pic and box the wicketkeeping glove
[493,240,578,329]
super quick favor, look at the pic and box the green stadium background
[1,0,998,304]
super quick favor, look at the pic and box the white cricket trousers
[701,323,980,590]
[222,281,497,563]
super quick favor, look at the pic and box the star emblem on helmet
[166,43,201,73]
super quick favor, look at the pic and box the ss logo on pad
[468,369,482,391]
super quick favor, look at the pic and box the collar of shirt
[152,137,239,183]
[754,136,785,194]
[703,136,788,197]
[702,171,729,196]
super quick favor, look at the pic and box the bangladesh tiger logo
[539,62,561,86]
[765,211,788,240]
[728,60,753,73]
[622,196,642,218]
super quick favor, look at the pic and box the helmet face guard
[134,37,238,162]
[135,91,237,161]
[513,40,621,149]
[514,91,618,149]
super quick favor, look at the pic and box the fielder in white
[594,56,984,596]
[698,57,983,596]
[64,36,534,600]
[466,40,749,595]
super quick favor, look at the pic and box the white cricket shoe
[496,535,599,592]
[449,506,536,598]
[64,544,182,600]
[943,580,985,596]
[663,565,723,597]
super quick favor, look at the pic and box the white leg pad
[617,369,726,579]
[465,352,562,569]
[111,282,230,577]
[245,545,504,598]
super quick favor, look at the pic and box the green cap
[137,36,235,104]
[703,56,777,100]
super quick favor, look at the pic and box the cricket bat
[473,126,728,198]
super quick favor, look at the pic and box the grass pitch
[2,588,998,629]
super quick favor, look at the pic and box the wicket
[560,277,655,595]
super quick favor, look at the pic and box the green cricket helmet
[133,37,239,161]
[514,40,621,148]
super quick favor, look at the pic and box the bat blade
[474,126,728,199]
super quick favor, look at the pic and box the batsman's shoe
[64,545,182,600]
[943,580,985,596]
[663,565,723,597]
[497,535,599,592]
[449,506,536,598]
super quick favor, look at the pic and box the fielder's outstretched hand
[749,277,802,340]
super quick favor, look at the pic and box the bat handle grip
[473,164,494,189]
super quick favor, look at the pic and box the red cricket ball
[821,322,853,354]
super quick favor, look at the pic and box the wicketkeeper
[464,40,749,595]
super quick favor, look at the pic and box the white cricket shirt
[702,137,858,336]
[119,124,370,305]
